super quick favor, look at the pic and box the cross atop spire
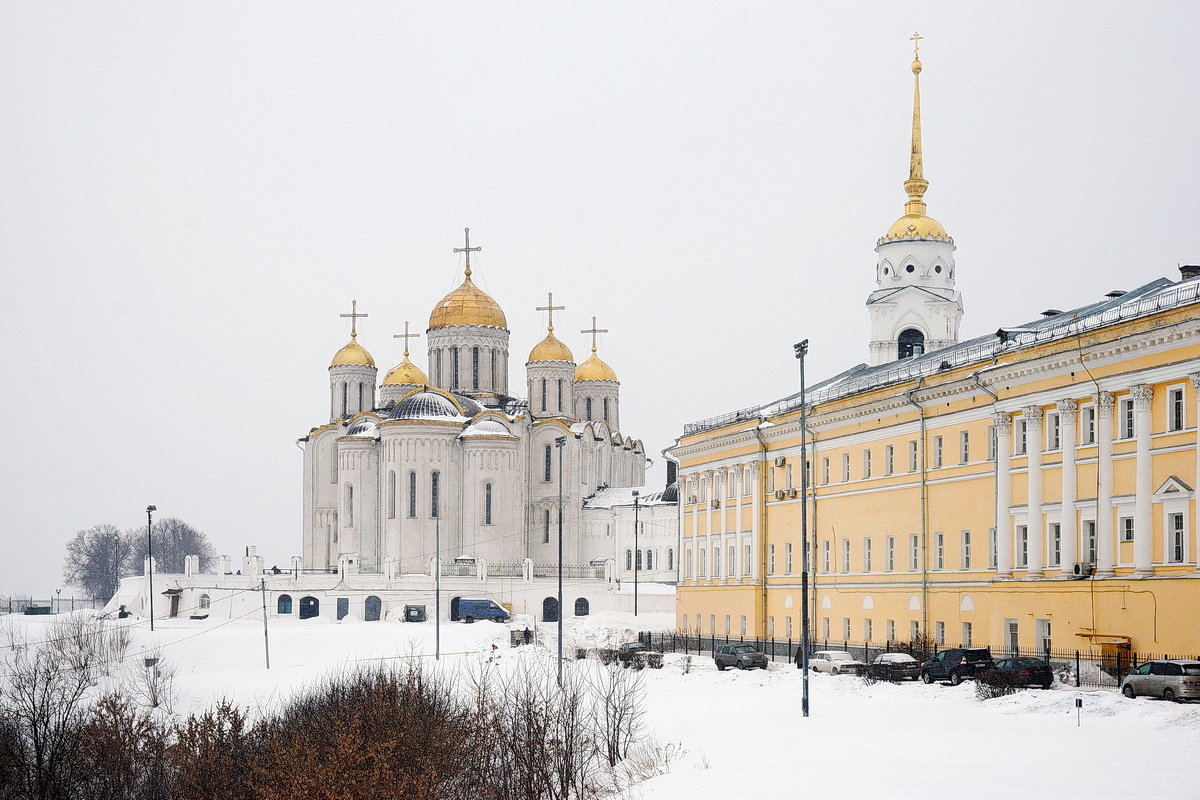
[340,299,368,338]
[581,315,609,353]
[910,30,922,60]
[536,292,566,332]
[393,320,420,357]
[453,227,482,279]
[904,32,928,215]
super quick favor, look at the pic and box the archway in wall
[364,595,381,622]
[450,596,462,621]
[299,596,319,619]
[542,597,560,622]
[336,597,349,620]
[574,597,590,617]
[277,594,293,614]
[898,328,925,359]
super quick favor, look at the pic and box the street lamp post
[793,339,810,717]
[632,490,640,616]
[146,505,157,631]
[555,436,567,687]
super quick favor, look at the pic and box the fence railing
[1,596,106,615]
[639,632,1200,690]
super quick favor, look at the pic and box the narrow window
[434,350,442,385]
[935,621,945,646]
[785,542,793,573]
[387,471,396,519]
[344,484,354,527]
[470,346,479,389]
[625,549,632,570]
[841,617,851,639]
[959,431,969,464]
[886,536,895,571]
[637,550,643,570]
[863,537,872,572]
[841,539,850,573]
[713,547,720,578]
[545,510,552,544]
[989,528,998,569]
[1169,513,1185,562]
[768,544,776,574]
[540,379,547,411]
[1121,397,1135,438]
[885,445,894,475]
[862,450,872,479]
[1120,517,1134,542]
[864,618,873,641]
[1017,525,1028,566]
[908,440,918,472]
[603,397,610,423]
[1047,413,1061,450]
[886,619,895,642]
[961,530,972,569]
[491,350,497,388]
[1169,387,1185,431]
[962,622,973,647]
[739,616,747,636]
[543,444,552,482]
[358,383,364,413]
[700,549,707,577]
[452,348,460,389]
[785,464,794,489]
[743,544,751,576]
[727,544,735,576]
[341,383,348,417]
[935,532,944,569]
[909,534,918,570]
[1082,405,1096,444]
[910,621,920,641]
[1050,523,1061,566]
[724,615,731,636]
[842,453,850,482]
[667,549,674,570]
[987,425,997,460]
[786,616,793,637]
[768,616,775,637]
[586,397,593,420]
[408,472,417,518]
[484,483,493,525]
[822,457,830,484]
[557,379,564,411]
[744,467,753,496]
[1015,419,1027,455]
[821,540,829,573]
[933,436,943,468]
[430,472,440,518]
[822,617,830,639]
[1085,520,1097,564]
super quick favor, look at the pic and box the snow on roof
[583,485,675,509]
[460,419,518,438]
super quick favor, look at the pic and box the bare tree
[126,518,215,575]
[62,524,134,600]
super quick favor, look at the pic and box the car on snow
[808,650,867,675]
[1120,659,1200,701]
[988,657,1054,690]
[714,644,769,671]
[920,648,994,685]
[869,652,922,681]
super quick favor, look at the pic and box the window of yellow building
[842,453,850,482]
[935,621,945,646]
[863,538,872,572]
[961,530,972,569]
[1047,412,1061,451]
[1017,525,1028,566]
[864,618,873,641]
[1120,396,1135,439]
[959,431,969,464]
[863,450,872,479]
[1015,418,1028,455]
[1120,517,1134,543]
[821,541,829,573]
[962,622,972,647]
[886,536,895,571]
[768,544,775,574]
[821,457,830,484]
[822,618,830,639]
[768,616,774,636]
[785,543,793,574]
[841,539,850,573]
[1050,523,1061,566]
[885,445,894,475]
[909,534,918,570]
[935,532,944,569]
[842,618,851,639]
[988,425,997,460]
[908,440,917,472]
[886,619,895,641]
[1168,385,1186,431]
[989,528,998,569]
[933,436,943,468]
[1168,512,1186,563]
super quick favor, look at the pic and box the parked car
[990,657,1054,689]
[714,644,769,671]
[457,598,510,623]
[616,641,649,667]
[809,650,867,675]
[1120,659,1200,701]
[870,652,922,681]
[920,648,994,685]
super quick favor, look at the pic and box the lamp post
[435,514,441,661]
[793,339,810,717]
[632,489,640,616]
[146,505,157,631]
[555,436,567,687]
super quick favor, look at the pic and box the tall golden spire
[903,31,928,217]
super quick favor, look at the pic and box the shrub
[975,669,1023,700]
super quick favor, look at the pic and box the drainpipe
[661,448,681,585]
[753,420,770,640]
[970,364,1000,576]
[904,377,930,638]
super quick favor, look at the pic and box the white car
[809,650,867,675]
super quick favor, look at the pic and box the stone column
[993,411,1013,578]
[1191,374,1200,574]
[1057,399,1079,570]
[1024,406,1045,579]
[1133,384,1155,577]
[1096,392,1116,578]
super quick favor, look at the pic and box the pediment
[1154,475,1193,497]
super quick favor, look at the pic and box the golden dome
[331,333,375,368]
[528,330,574,363]
[429,276,507,329]
[883,213,950,241]
[574,350,618,382]
[383,355,428,386]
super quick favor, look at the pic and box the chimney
[1180,265,1200,281]
[666,459,677,487]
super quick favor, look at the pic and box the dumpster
[23,606,52,616]
[403,604,427,623]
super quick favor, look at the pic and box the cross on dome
[453,227,482,279]
[536,292,566,332]
[393,320,420,357]
[340,299,368,338]
[910,31,922,60]
[581,316,609,353]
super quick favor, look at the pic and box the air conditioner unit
[774,490,786,500]
[1070,561,1092,579]
[710,499,720,509]
[687,495,698,504]
[774,457,787,467]
[787,488,799,499]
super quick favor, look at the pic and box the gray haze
[2,2,1197,595]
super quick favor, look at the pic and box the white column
[1133,384,1154,577]
[1024,406,1045,579]
[1057,399,1079,570]
[1191,374,1200,574]
[993,411,1013,578]
[1096,392,1116,579]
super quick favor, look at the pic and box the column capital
[1096,391,1116,418]
[1132,383,1154,411]
[1189,372,1200,391]
[1022,406,1044,429]
[991,411,1013,432]
[1056,398,1079,420]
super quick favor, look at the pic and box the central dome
[428,277,507,329]
[383,356,428,386]
[389,390,464,420]
[882,213,950,242]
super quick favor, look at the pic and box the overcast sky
[2,2,1197,596]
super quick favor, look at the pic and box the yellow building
[669,41,1200,657]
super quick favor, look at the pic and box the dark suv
[920,648,994,685]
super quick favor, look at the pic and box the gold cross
[340,299,368,337]
[452,227,482,278]
[536,292,566,332]
[581,315,609,353]
[910,31,923,60]
[392,320,420,357]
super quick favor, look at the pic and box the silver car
[809,650,867,675]
[1120,659,1200,702]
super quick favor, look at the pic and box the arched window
[636,550,643,570]
[277,594,293,614]
[646,550,653,569]
[344,484,354,527]
[452,348,460,388]
[586,397,593,420]
[557,379,564,411]
[408,471,417,518]
[603,397,610,422]
[341,383,348,417]
[667,548,674,570]
[484,482,493,525]
[543,444,553,482]
[541,379,547,411]
[358,383,364,413]
[434,349,442,385]
[387,471,396,519]
[898,328,925,359]
[431,471,440,518]
[625,549,633,570]
[198,593,210,610]
[574,597,590,616]
[472,346,480,390]
[543,509,551,543]
[490,350,497,388]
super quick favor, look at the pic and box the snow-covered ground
[5,611,1199,798]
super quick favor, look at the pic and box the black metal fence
[1,596,105,615]
[637,631,1200,690]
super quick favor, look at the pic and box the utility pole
[260,578,271,669]
[435,514,441,661]
[146,505,157,631]
[794,339,810,717]
[555,436,567,687]
[632,490,641,616]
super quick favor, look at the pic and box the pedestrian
[523,626,532,645]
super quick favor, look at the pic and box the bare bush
[169,699,251,800]
[679,655,693,675]
[77,693,171,800]
[975,669,1023,700]
[130,649,176,711]
[594,663,647,769]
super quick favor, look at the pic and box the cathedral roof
[461,419,518,439]
[388,390,467,421]
[382,356,428,386]
[574,350,618,382]
[583,485,676,509]
[428,276,507,329]
[330,333,375,368]
[528,330,574,363]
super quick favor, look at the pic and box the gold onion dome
[574,349,618,382]
[383,355,428,386]
[529,329,574,363]
[428,276,507,329]
[330,333,375,368]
